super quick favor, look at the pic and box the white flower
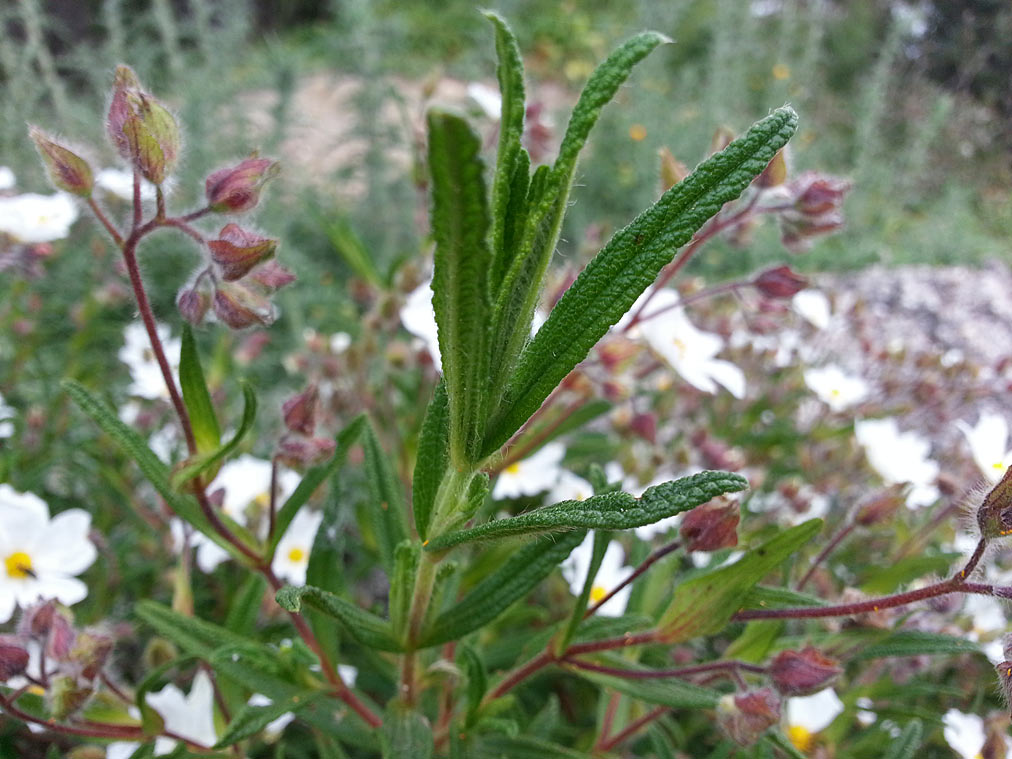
[957,412,1012,484]
[272,507,324,586]
[792,290,831,329]
[400,280,442,369]
[491,442,565,499]
[0,167,15,191]
[247,693,297,738]
[0,192,78,243]
[0,391,15,439]
[942,709,1012,759]
[854,418,940,508]
[95,168,157,201]
[785,688,844,752]
[548,471,594,503]
[330,331,352,353]
[561,533,632,617]
[118,322,182,400]
[803,366,869,412]
[467,82,502,118]
[0,485,96,623]
[634,288,745,399]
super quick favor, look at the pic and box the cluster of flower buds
[777,171,851,253]
[276,384,336,468]
[717,688,781,746]
[107,65,180,186]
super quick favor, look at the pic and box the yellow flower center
[787,725,813,753]
[830,387,842,398]
[772,63,791,81]
[254,491,271,508]
[505,463,521,475]
[4,551,34,579]
[672,337,687,357]
[590,585,608,603]
[287,547,306,563]
[628,124,648,141]
[993,461,1005,471]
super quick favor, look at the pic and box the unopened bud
[0,636,30,681]
[659,146,689,191]
[275,436,336,469]
[780,212,845,253]
[48,674,92,720]
[142,638,177,671]
[791,173,851,216]
[629,412,657,444]
[46,611,76,660]
[69,630,114,681]
[212,282,275,330]
[19,600,57,639]
[107,65,142,159]
[208,223,278,281]
[997,660,1012,708]
[177,287,210,325]
[769,647,842,696]
[29,127,93,197]
[717,688,781,746]
[282,385,319,436]
[753,265,807,299]
[854,489,902,526]
[755,149,787,188]
[680,500,739,552]
[248,260,296,291]
[978,469,1012,541]
[119,90,180,184]
[205,157,279,213]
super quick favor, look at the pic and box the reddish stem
[487,650,556,702]
[597,706,668,753]
[491,394,588,474]
[86,197,124,246]
[796,522,856,591]
[585,540,681,619]
[595,692,621,751]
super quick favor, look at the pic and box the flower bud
[680,499,739,552]
[854,489,903,527]
[769,647,842,696]
[212,282,276,329]
[29,127,94,197]
[107,65,142,159]
[282,385,319,436]
[248,260,296,291]
[205,157,279,213]
[18,599,58,639]
[791,172,851,216]
[629,412,657,444]
[208,223,278,281]
[0,635,30,681]
[717,688,781,746]
[69,629,114,681]
[780,212,845,253]
[275,436,336,469]
[752,265,807,299]
[659,146,689,192]
[755,148,787,188]
[48,674,93,720]
[177,287,210,325]
[117,88,180,185]
[997,660,1012,707]
[46,611,76,660]
[977,469,1012,541]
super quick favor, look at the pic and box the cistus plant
[6,12,1012,759]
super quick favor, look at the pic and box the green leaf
[852,631,982,661]
[478,736,591,759]
[380,703,434,759]
[421,529,586,647]
[425,471,747,550]
[485,32,668,427]
[390,540,420,640]
[306,478,348,655]
[743,585,827,610]
[556,530,610,656]
[65,381,248,559]
[178,325,220,455]
[428,108,493,466]
[169,381,257,491]
[134,600,255,659]
[457,643,488,725]
[225,573,267,635]
[271,415,365,554]
[361,420,410,569]
[215,690,324,747]
[413,382,450,540]
[763,731,807,759]
[723,621,783,663]
[320,213,384,287]
[483,106,799,455]
[275,585,403,652]
[658,519,820,643]
[882,720,923,759]
[571,659,720,710]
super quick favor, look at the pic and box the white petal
[787,688,844,733]
[706,359,747,399]
[33,509,96,575]
[0,588,17,624]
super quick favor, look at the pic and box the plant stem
[86,197,124,246]
[597,706,668,753]
[584,540,681,619]
[796,522,856,591]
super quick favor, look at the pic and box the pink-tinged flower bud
[208,223,278,281]
[977,468,1012,541]
[679,500,740,552]
[276,436,336,469]
[29,126,94,197]
[282,384,319,436]
[0,636,30,681]
[659,146,689,192]
[205,157,279,213]
[212,282,276,329]
[18,599,57,639]
[754,149,788,188]
[780,212,845,253]
[107,65,142,160]
[629,412,657,444]
[717,688,781,746]
[46,611,77,661]
[177,287,211,325]
[248,260,296,291]
[854,490,903,527]
[119,89,180,185]
[769,647,842,696]
[791,172,851,216]
[69,630,114,681]
[48,674,93,720]
[752,265,807,299]
[997,660,1012,707]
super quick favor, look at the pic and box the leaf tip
[274,585,302,612]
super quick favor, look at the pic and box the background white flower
[95,168,158,201]
[0,391,15,438]
[547,470,594,503]
[785,688,844,753]
[0,166,15,191]
[561,533,632,617]
[272,507,324,585]
[0,192,78,243]
[492,442,565,499]
[0,485,96,623]
[803,365,869,412]
[118,322,182,400]
[854,418,939,508]
[400,280,442,369]
[792,289,831,329]
[957,412,1012,483]
[941,709,1012,758]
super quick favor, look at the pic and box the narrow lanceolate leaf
[389,541,420,639]
[852,631,982,661]
[362,420,410,569]
[420,529,586,647]
[457,643,488,724]
[305,479,348,656]
[275,585,403,652]
[215,690,325,747]
[484,11,527,288]
[658,518,820,643]
[882,720,923,759]
[743,585,827,610]
[170,381,257,491]
[572,663,721,710]
[424,471,747,550]
[483,106,799,456]
[64,381,246,560]
[428,109,493,466]
[412,382,449,540]
[134,600,257,659]
[271,415,365,554]
[178,325,220,455]
[380,703,434,759]
[485,32,668,414]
